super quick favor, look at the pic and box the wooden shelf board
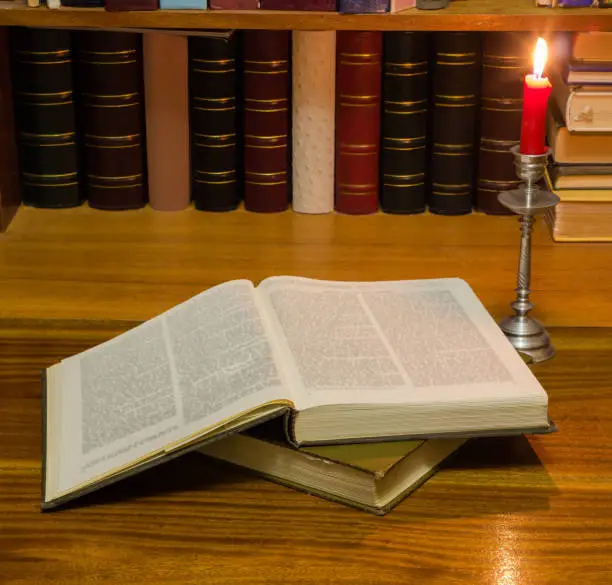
[1,204,611,327]
[1,0,612,31]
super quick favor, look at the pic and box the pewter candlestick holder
[497,145,560,363]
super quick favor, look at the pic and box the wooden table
[2,323,612,584]
[2,208,612,583]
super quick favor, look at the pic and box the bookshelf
[0,1,611,31]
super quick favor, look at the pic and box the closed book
[105,0,159,9]
[200,420,467,515]
[0,28,20,231]
[209,0,258,7]
[550,68,612,133]
[570,32,612,62]
[548,163,612,189]
[160,0,206,6]
[260,0,335,7]
[143,33,190,211]
[476,32,533,215]
[10,27,82,209]
[335,31,382,215]
[381,31,429,214]
[292,31,336,214]
[564,61,612,85]
[74,31,147,210]
[243,31,290,213]
[547,99,612,164]
[61,0,104,5]
[190,32,240,212]
[339,0,388,11]
[428,32,480,215]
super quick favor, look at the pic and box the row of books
[536,0,612,7]
[545,31,612,242]
[9,28,538,217]
[30,0,425,12]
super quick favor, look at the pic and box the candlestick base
[497,145,559,364]
[498,315,555,364]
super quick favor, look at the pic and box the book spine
[209,0,258,7]
[260,0,335,7]
[143,33,190,211]
[476,32,533,215]
[105,0,159,9]
[338,0,388,11]
[292,31,336,214]
[243,31,290,213]
[75,31,147,210]
[10,28,83,209]
[381,31,429,214]
[428,32,481,216]
[189,32,240,211]
[0,28,21,231]
[335,31,382,215]
[159,0,206,7]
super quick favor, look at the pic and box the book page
[256,276,547,410]
[52,280,290,498]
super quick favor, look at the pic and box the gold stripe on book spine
[436,61,477,66]
[245,144,285,149]
[88,174,142,180]
[23,172,77,178]
[85,134,141,140]
[15,59,72,65]
[194,143,236,148]
[482,64,523,70]
[431,191,472,196]
[79,60,137,65]
[245,180,287,186]
[82,93,139,99]
[245,98,288,103]
[385,61,427,67]
[20,131,74,138]
[85,143,139,149]
[195,170,236,176]
[384,173,425,179]
[193,97,234,102]
[193,58,234,64]
[14,49,70,55]
[437,52,476,57]
[87,103,139,109]
[90,183,143,189]
[432,182,471,188]
[194,68,236,74]
[23,181,78,187]
[384,136,426,142]
[383,182,425,187]
[244,59,288,65]
[384,108,427,115]
[17,91,72,97]
[24,101,73,107]
[194,133,236,138]
[384,99,427,106]
[384,145,426,151]
[245,107,288,113]
[432,151,472,157]
[80,50,137,55]
[244,69,288,75]
[194,106,235,112]
[194,179,236,185]
[384,71,426,78]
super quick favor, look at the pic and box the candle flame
[533,37,548,79]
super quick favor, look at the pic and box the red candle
[519,38,552,155]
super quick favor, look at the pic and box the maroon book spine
[260,0,336,8]
[243,31,290,213]
[105,0,158,10]
[209,0,258,8]
[0,28,20,231]
[335,31,381,215]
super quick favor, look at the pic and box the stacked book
[41,276,553,515]
[546,32,612,242]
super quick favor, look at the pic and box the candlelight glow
[532,37,548,79]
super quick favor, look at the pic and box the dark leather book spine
[62,0,104,5]
[74,31,147,210]
[189,33,240,211]
[10,28,82,208]
[339,0,388,11]
[0,28,21,231]
[428,32,481,216]
[335,31,382,215]
[243,31,290,213]
[476,32,534,215]
[261,0,336,8]
[381,32,429,214]
[105,0,159,9]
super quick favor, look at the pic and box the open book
[43,276,552,509]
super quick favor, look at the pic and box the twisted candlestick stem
[512,214,534,318]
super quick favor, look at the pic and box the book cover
[476,32,534,215]
[428,32,481,216]
[160,0,207,7]
[338,0,388,11]
[335,31,382,215]
[10,27,83,209]
[189,32,240,212]
[209,0,258,7]
[260,0,335,7]
[0,28,21,231]
[143,33,190,211]
[381,31,429,214]
[105,0,159,9]
[292,31,336,214]
[243,31,291,213]
[74,31,147,210]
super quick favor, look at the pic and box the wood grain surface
[1,323,612,584]
[1,205,612,327]
[0,0,612,31]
